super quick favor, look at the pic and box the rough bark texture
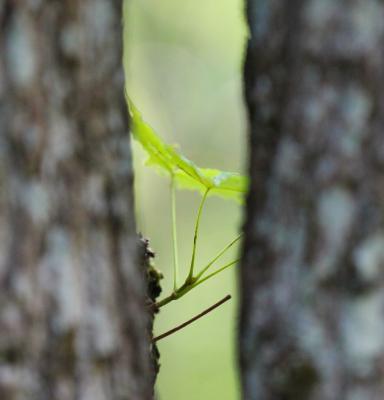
[139,236,162,386]
[241,1,384,399]
[0,1,154,399]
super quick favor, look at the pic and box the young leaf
[128,98,248,202]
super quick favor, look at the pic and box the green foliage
[128,98,245,308]
[128,98,248,203]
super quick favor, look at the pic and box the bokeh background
[124,1,247,398]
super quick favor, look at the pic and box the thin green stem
[187,188,210,281]
[170,178,179,291]
[154,258,240,309]
[154,279,192,309]
[195,233,243,280]
[192,258,240,289]
[154,292,177,309]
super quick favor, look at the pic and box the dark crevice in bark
[139,236,162,392]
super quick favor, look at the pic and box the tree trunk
[0,1,154,399]
[240,1,384,399]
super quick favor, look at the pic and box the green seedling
[128,98,248,310]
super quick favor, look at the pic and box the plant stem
[154,292,177,309]
[153,294,231,343]
[171,178,179,291]
[187,188,210,281]
[195,233,243,280]
[154,258,240,309]
[191,258,240,289]
[154,278,194,308]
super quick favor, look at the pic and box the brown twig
[152,294,231,343]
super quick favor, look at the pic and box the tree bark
[0,1,154,399]
[241,1,384,399]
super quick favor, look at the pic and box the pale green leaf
[128,98,248,202]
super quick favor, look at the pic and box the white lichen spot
[43,113,74,175]
[0,302,23,343]
[82,175,107,216]
[60,23,83,59]
[0,366,35,395]
[315,187,356,278]
[13,272,35,306]
[299,311,324,354]
[304,84,338,129]
[110,196,129,219]
[304,0,336,28]
[255,75,272,100]
[50,114,74,160]
[89,308,118,357]
[85,0,114,47]
[27,0,43,10]
[21,181,50,224]
[342,292,384,377]
[77,231,120,357]
[107,109,123,132]
[79,373,108,400]
[303,83,371,157]
[339,85,372,157]
[350,1,384,55]
[298,309,340,382]
[353,233,384,284]
[275,137,303,183]
[347,388,372,400]
[6,13,37,88]
[8,177,50,226]
[39,229,82,333]
[304,0,384,58]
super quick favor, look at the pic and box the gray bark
[241,1,384,399]
[0,1,153,399]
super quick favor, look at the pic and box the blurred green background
[123,1,246,398]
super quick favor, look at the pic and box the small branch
[152,294,231,343]
[192,259,240,289]
[170,178,179,290]
[187,189,210,280]
[153,292,177,309]
[196,233,243,280]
